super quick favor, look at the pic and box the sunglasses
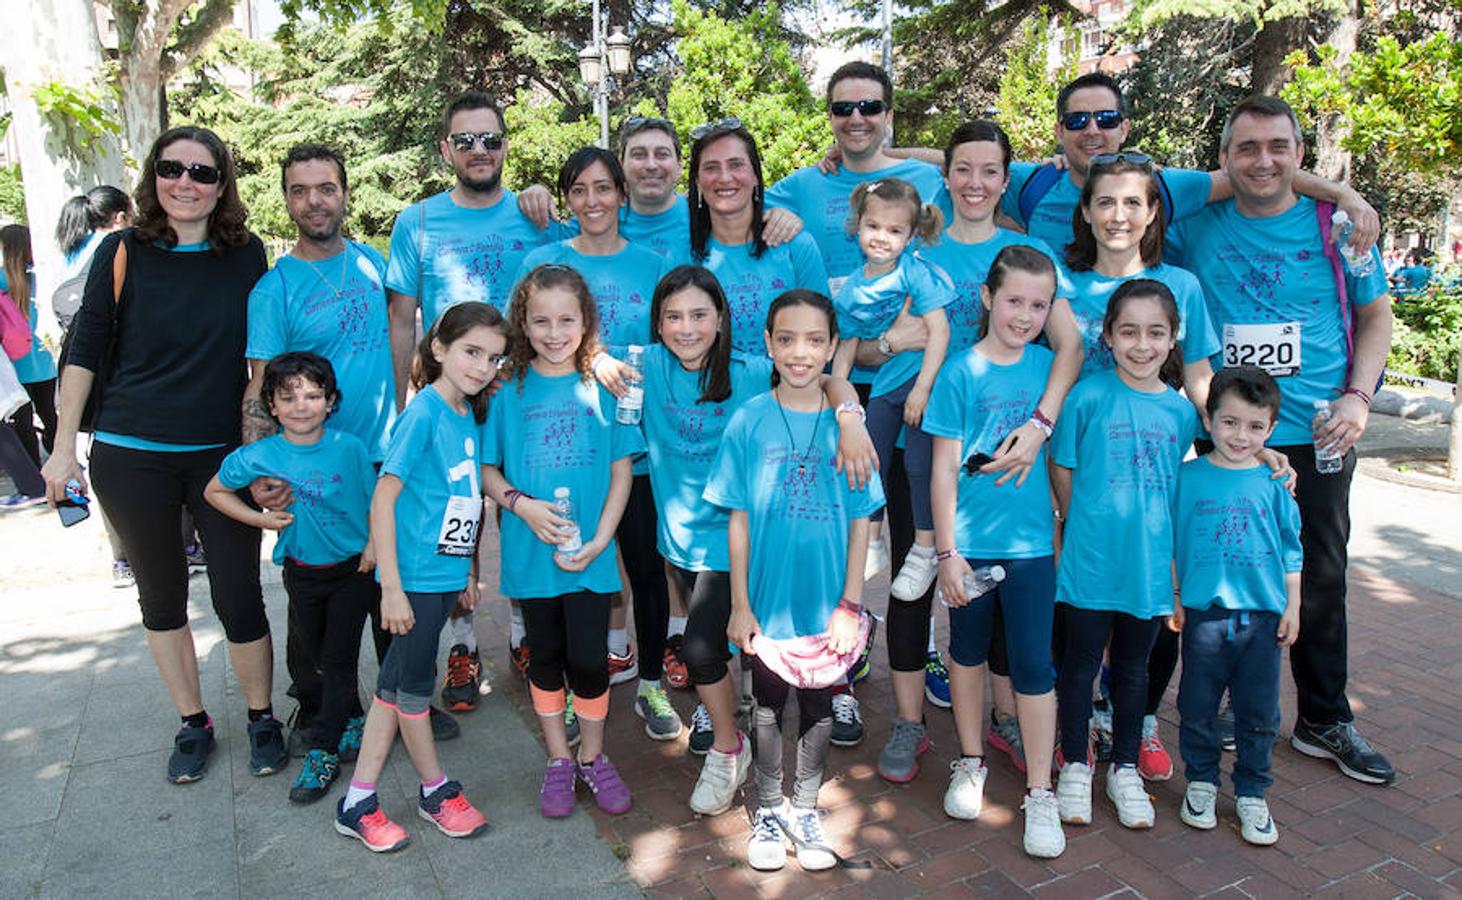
[1061,109,1124,131]
[154,159,222,185]
[448,131,505,152]
[1088,150,1153,170]
[690,117,743,141]
[621,116,678,142]
[829,99,887,118]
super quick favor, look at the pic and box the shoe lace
[445,649,476,688]
[1336,722,1378,755]
[887,720,925,755]
[299,750,328,782]
[642,686,674,718]
[564,695,577,727]
[1022,790,1059,823]
[832,693,861,726]
[752,808,783,842]
[794,809,827,844]
[1140,732,1164,752]
[924,653,949,680]
[691,703,713,733]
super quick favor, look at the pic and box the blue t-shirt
[1165,197,1389,445]
[920,230,1059,354]
[246,241,396,461]
[1176,457,1303,615]
[766,159,950,287]
[834,252,955,397]
[1396,264,1431,294]
[1,273,55,384]
[482,369,644,600]
[379,384,482,593]
[1001,164,1213,253]
[640,344,773,572]
[1051,370,1199,619]
[512,240,667,356]
[923,344,1056,558]
[666,233,829,356]
[622,196,691,259]
[384,189,560,326]
[703,392,885,640]
[1058,262,1219,381]
[217,429,375,566]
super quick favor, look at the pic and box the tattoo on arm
[242,396,276,444]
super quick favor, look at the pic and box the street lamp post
[580,1,633,149]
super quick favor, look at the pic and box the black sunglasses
[154,159,222,185]
[448,131,505,152]
[1088,151,1153,170]
[829,99,887,118]
[621,116,679,142]
[690,117,743,141]
[1061,109,1124,131]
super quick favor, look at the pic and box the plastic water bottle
[615,345,645,425]
[1312,401,1343,474]
[1330,210,1377,277]
[937,564,1007,605]
[553,486,583,555]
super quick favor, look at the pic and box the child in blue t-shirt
[481,264,641,821]
[828,178,953,603]
[705,290,884,874]
[1174,366,1301,847]
[205,352,377,805]
[1050,279,1199,833]
[924,245,1065,859]
[334,302,505,852]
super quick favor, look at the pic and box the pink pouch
[749,611,873,689]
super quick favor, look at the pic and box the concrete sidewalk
[1,413,1458,898]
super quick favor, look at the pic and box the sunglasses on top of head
[448,131,505,152]
[154,159,222,185]
[1061,109,1124,131]
[829,99,887,118]
[1088,150,1153,170]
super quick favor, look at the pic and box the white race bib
[827,275,849,296]
[436,495,482,557]
[1223,322,1301,377]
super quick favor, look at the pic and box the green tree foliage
[0,165,25,224]
[995,15,1076,159]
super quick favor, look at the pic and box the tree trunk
[2,0,125,326]
[1250,15,1307,95]
[1312,6,1361,181]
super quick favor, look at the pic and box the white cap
[989,564,1007,582]
[1331,209,1349,226]
[1313,399,1330,410]
[553,486,570,498]
[628,344,644,353]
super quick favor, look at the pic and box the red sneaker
[1138,720,1174,781]
[336,795,409,852]
[441,644,481,712]
[662,635,690,690]
[608,647,638,686]
[418,780,489,837]
[510,642,531,680]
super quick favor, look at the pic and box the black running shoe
[1291,718,1396,785]
[168,721,215,783]
[248,717,288,776]
[429,705,460,741]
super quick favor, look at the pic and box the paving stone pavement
[2,414,1458,898]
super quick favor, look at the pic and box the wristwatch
[877,333,893,357]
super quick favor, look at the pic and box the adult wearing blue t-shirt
[1165,96,1396,786]
[385,91,556,408]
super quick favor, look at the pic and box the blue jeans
[1177,606,1282,798]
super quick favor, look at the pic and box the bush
[1387,265,1461,384]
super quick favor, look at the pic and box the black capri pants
[668,566,733,686]
[90,441,266,642]
[521,590,613,701]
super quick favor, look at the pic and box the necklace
[302,243,351,299]
[773,387,824,475]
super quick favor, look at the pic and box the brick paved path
[482,556,1462,898]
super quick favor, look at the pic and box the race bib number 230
[436,495,482,557]
[1223,322,1301,377]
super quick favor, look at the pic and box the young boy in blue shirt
[1174,366,1302,846]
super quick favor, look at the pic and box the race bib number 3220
[1223,322,1301,377]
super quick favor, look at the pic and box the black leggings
[617,474,670,681]
[1056,605,1160,767]
[282,557,375,749]
[8,378,57,464]
[90,441,266,641]
[1145,627,1180,715]
[882,448,939,673]
[521,590,612,701]
[749,654,834,809]
[668,566,732,686]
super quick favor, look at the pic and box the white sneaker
[1106,764,1155,829]
[943,757,988,820]
[890,549,938,601]
[1180,781,1218,830]
[1056,761,1093,825]
[1021,788,1066,859]
[689,733,751,816]
[788,806,836,871]
[865,538,890,580]
[747,803,788,871]
[1236,796,1279,846]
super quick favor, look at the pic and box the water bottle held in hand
[937,564,1006,605]
[553,486,583,554]
[1330,211,1376,278]
[1312,400,1342,474]
[616,345,645,425]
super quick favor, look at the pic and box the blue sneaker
[337,716,364,763]
[848,616,877,684]
[289,749,339,804]
[924,650,951,709]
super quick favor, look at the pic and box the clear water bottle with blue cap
[1330,210,1376,277]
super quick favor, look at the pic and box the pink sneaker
[577,754,632,814]
[540,757,577,818]
[335,794,410,853]
[418,780,489,837]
